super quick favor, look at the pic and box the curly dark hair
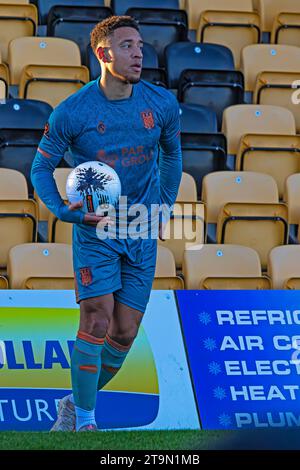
[90,15,140,53]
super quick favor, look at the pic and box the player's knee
[80,296,113,337]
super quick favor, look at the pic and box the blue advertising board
[176,290,300,430]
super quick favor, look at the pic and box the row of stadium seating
[0,242,299,291]
[0,101,299,197]
[1,167,300,274]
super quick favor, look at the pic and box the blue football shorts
[73,237,157,313]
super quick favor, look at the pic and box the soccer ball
[66,161,121,214]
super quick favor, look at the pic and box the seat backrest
[0,99,52,129]
[284,173,300,224]
[8,37,81,85]
[0,200,38,269]
[268,245,300,288]
[0,4,38,62]
[236,134,300,199]
[217,201,288,268]
[255,0,300,32]
[176,172,197,202]
[0,63,9,99]
[179,103,218,133]
[0,276,8,289]
[202,171,278,223]
[202,276,271,290]
[112,0,179,16]
[222,105,296,155]
[241,44,300,92]
[19,64,90,108]
[37,0,104,24]
[155,245,177,277]
[8,243,74,289]
[165,42,234,89]
[0,169,28,199]
[183,244,261,289]
[186,0,253,29]
[271,12,300,45]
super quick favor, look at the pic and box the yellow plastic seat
[222,105,296,156]
[8,36,81,85]
[236,134,300,199]
[217,202,289,269]
[7,243,74,289]
[48,211,72,244]
[0,200,38,271]
[183,244,263,289]
[255,0,300,33]
[197,10,260,68]
[268,245,300,288]
[202,276,271,289]
[0,62,9,99]
[241,44,300,94]
[272,12,300,45]
[159,201,205,270]
[19,64,90,108]
[185,0,253,30]
[176,172,197,202]
[0,168,28,199]
[0,275,8,289]
[284,277,300,289]
[284,173,300,226]
[153,245,184,289]
[0,3,37,63]
[253,71,300,133]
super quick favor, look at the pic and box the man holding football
[31,15,182,432]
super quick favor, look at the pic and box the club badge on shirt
[141,110,155,129]
[80,267,92,286]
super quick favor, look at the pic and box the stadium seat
[0,276,8,289]
[0,99,52,129]
[181,132,227,198]
[140,68,167,87]
[86,41,159,80]
[284,173,300,242]
[185,0,253,30]
[179,104,218,134]
[222,105,296,160]
[178,69,244,130]
[0,200,38,272]
[0,128,45,197]
[268,245,300,289]
[0,3,37,63]
[165,42,234,89]
[0,0,29,3]
[253,71,300,133]
[19,64,90,108]
[48,211,73,244]
[159,201,205,270]
[241,45,300,96]
[36,168,72,221]
[36,0,104,25]
[7,243,74,289]
[112,0,179,16]
[183,244,268,290]
[271,12,300,45]
[0,62,9,99]
[255,0,300,34]
[47,5,112,64]
[236,134,300,199]
[0,168,29,199]
[127,8,188,67]
[176,172,197,202]
[8,37,81,86]
[202,171,279,243]
[217,202,288,269]
[153,245,184,289]
[196,10,261,68]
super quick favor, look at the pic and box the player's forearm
[159,146,182,209]
[31,152,84,224]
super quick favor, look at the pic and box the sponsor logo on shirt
[141,110,155,129]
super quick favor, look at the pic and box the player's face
[105,27,144,84]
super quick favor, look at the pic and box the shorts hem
[76,283,122,304]
[113,293,148,314]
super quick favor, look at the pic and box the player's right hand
[68,201,114,228]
